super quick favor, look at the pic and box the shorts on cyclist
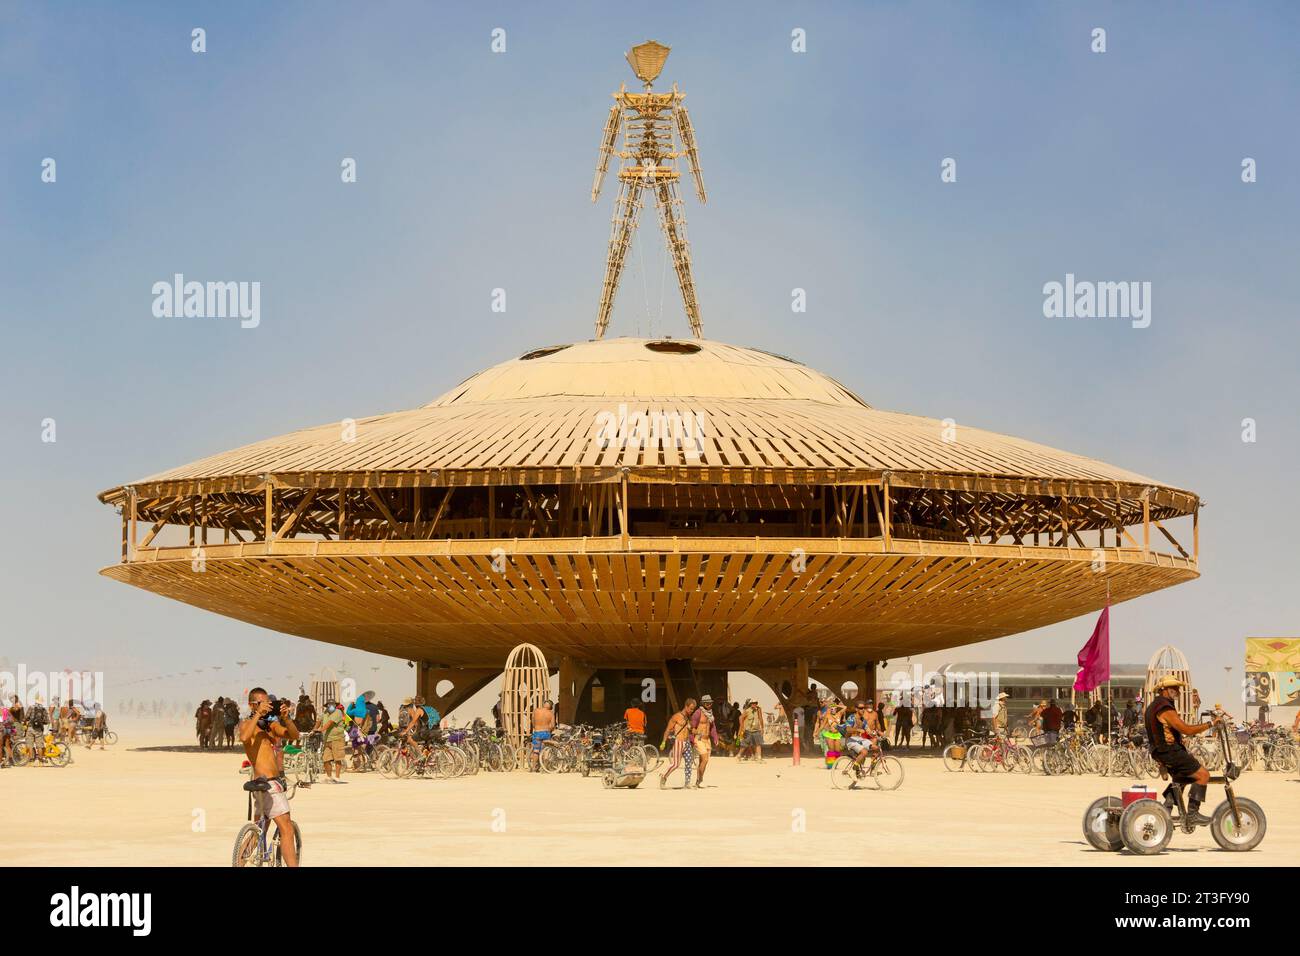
[250,776,290,820]
[845,734,877,756]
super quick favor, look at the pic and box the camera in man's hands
[256,695,289,731]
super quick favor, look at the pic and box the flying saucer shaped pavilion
[99,335,1200,708]
[98,42,1200,717]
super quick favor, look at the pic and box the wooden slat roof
[102,338,1189,500]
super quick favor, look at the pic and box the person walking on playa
[659,699,696,789]
[819,701,847,768]
[738,699,765,762]
[689,695,720,787]
[893,699,913,748]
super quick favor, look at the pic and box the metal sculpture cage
[501,643,550,754]
[1146,644,1194,723]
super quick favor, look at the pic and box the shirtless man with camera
[239,688,300,867]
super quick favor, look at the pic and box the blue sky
[2,1,1297,714]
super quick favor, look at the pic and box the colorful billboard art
[1245,638,1300,706]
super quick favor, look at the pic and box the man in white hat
[991,691,1010,736]
[1144,675,1221,826]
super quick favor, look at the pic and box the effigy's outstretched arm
[654,181,702,338]
[595,179,643,339]
[591,104,623,202]
[675,105,706,204]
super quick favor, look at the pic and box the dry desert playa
[8,719,1297,867]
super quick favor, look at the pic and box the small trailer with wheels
[1082,707,1266,855]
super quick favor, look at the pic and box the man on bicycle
[239,689,300,867]
[842,700,881,767]
[1145,675,1222,827]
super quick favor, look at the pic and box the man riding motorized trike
[1081,675,1266,855]
[1146,675,1219,826]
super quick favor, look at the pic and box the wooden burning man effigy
[591,40,707,339]
[501,643,550,754]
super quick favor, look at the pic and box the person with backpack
[28,696,48,735]
[420,698,441,734]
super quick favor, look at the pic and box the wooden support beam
[139,496,184,550]
[660,662,679,714]
[129,490,138,558]
[277,490,318,540]
[366,488,402,539]
[1193,506,1199,561]
[862,482,870,538]
[1142,493,1150,555]
[425,487,455,539]
[882,476,892,551]
[1152,519,1190,559]
[264,480,275,546]
[845,486,860,536]
[620,473,629,548]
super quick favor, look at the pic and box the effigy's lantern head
[626,40,671,86]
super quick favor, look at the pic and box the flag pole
[1106,579,1112,744]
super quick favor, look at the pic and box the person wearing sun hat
[991,691,1010,736]
[1144,675,1221,826]
[737,699,765,762]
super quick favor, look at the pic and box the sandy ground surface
[6,720,1297,866]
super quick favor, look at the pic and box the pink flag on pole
[1073,606,1110,692]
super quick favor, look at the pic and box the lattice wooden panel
[101,540,1197,668]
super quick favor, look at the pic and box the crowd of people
[1,694,111,767]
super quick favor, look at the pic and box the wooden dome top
[429,338,868,408]
[101,336,1195,510]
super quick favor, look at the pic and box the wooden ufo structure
[98,42,1201,716]
[98,336,1200,705]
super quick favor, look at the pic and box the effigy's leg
[654,181,702,338]
[596,180,643,339]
